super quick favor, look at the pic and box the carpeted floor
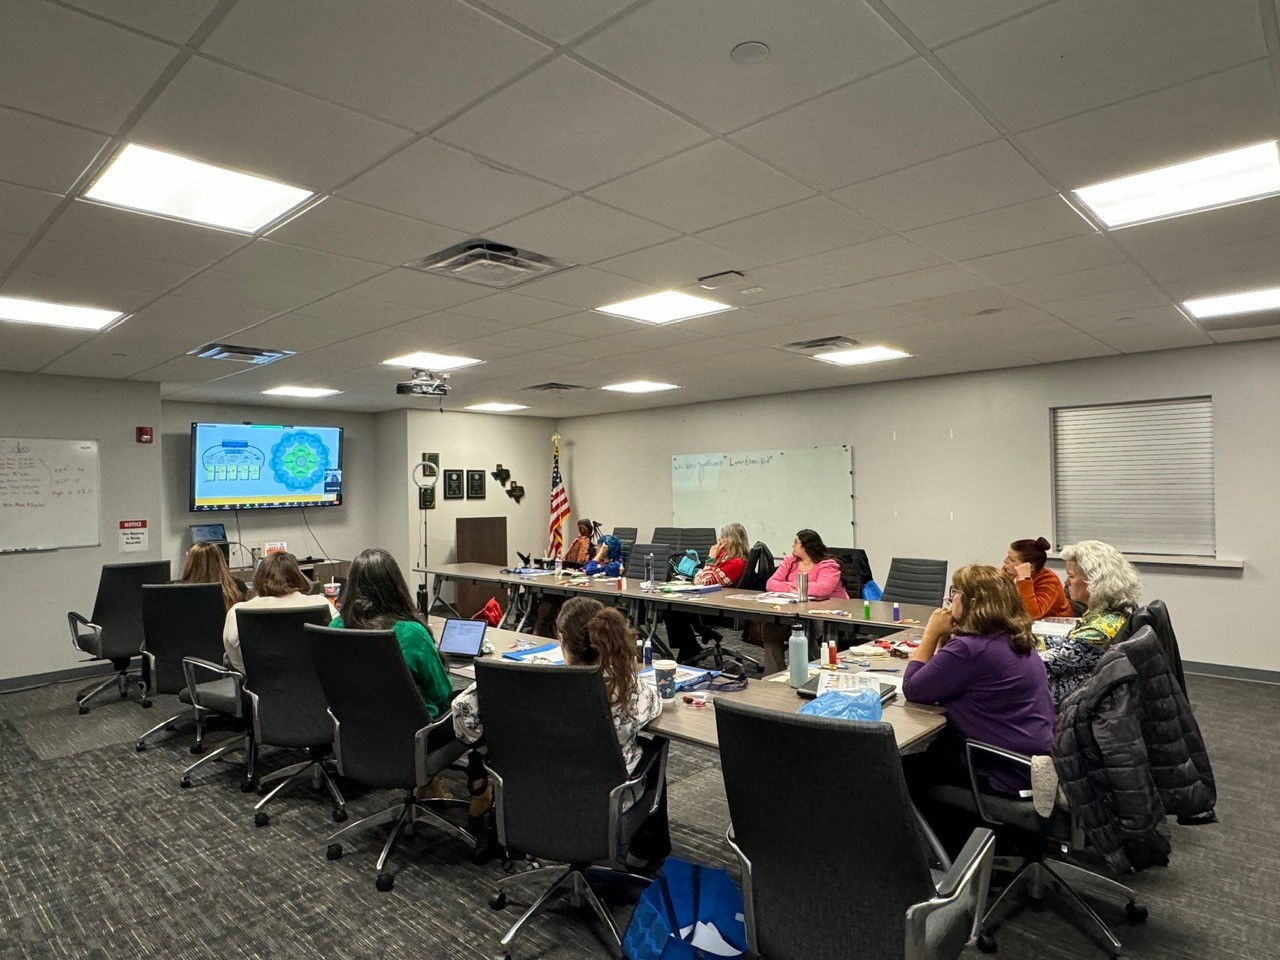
[0,667,1274,960]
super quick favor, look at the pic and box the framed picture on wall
[465,469,486,500]
[443,470,464,500]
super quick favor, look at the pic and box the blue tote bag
[622,858,747,959]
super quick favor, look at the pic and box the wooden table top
[431,616,946,754]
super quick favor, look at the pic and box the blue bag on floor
[797,690,883,723]
[622,858,747,959]
[861,579,883,601]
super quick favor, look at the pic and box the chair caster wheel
[977,932,997,953]
[326,844,343,861]
[375,872,395,892]
[489,891,508,910]
[180,777,191,789]
[142,699,152,708]
[240,779,256,793]
[332,808,347,823]
[78,705,89,715]
[135,742,146,752]
[1126,901,1148,923]
[165,723,177,732]
[254,812,269,828]
[190,742,205,755]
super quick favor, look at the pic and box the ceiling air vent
[406,240,572,289]
[525,382,585,392]
[778,336,859,357]
[188,343,296,365]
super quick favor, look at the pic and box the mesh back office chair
[136,583,226,752]
[67,560,171,714]
[477,659,668,956]
[882,558,949,607]
[236,607,345,827]
[308,625,473,892]
[630,543,674,583]
[678,527,717,560]
[716,699,994,960]
[611,527,638,543]
[650,527,681,548]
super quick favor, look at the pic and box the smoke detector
[405,240,572,289]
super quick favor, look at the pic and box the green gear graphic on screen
[270,431,331,491]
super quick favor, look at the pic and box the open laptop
[797,674,898,704]
[438,618,487,661]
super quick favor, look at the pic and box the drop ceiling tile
[62,0,221,42]
[685,308,791,338]
[0,182,61,235]
[595,237,746,288]
[599,324,713,349]
[214,240,385,293]
[1161,262,1280,303]
[2,270,155,314]
[880,0,1048,46]
[529,310,647,338]
[841,264,991,308]
[778,236,946,288]
[48,200,247,266]
[131,58,409,188]
[465,351,581,380]
[732,309,927,348]
[713,266,840,305]
[1207,323,1280,343]
[340,137,569,234]
[67,306,242,356]
[897,288,1036,322]
[203,0,549,129]
[0,232,28,272]
[291,293,427,326]
[123,295,274,338]
[962,234,1128,284]
[266,198,465,266]
[1019,61,1280,188]
[1140,234,1280,286]
[0,106,110,193]
[832,140,1055,231]
[230,311,391,353]
[581,0,914,132]
[1004,262,1153,306]
[18,238,202,294]
[471,327,579,353]
[449,294,576,326]
[587,141,813,232]
[0,324,95,373]
[751,286,874,323]
[1089,320,1213,352]
[997,326,1118,362]
[1066,304,1190,333]
[1042,285,1172,320]
[41,344,177,379]
[493,197,677,264]
[391,312,513,342]
[436,57,706,190]
[129,355,247,383]
[481,0,632,42]
[0,1,175,132]
[168,269,331,314]
[343,268,488,311]
[555,338,638,360]
[732,59,997,190]
[937,0,1266,131]
[1109,194,1280,261]
[905,196,1095,260]
[696,197,888,264]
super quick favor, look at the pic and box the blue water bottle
[643,636,653,667]
[788,622,809,687]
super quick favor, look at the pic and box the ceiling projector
[396,369,452,396]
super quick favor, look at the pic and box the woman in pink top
[760,529,849,673]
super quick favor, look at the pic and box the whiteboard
[0,438,101,552]
[672,446,854,557]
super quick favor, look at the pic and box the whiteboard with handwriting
[671,446,853,557]
[0,438,101,552]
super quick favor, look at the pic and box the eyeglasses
[945,587,961,605]
[675,671,748,694]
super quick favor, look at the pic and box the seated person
[453,596,669,863]
[662,522,749,662]
[223,552,334,674]
[329,547,453,719]
[581,527,624,576]
[1041,540,1140,708]
[758,529,848,674]
[534,520,616,636]
[1002,536,1073,619]
[181,541,246,611]
[903,564,1055,795]
[562,518,595,566]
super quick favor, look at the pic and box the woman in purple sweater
[903,563,1054,797]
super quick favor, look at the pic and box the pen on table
[865,667,899,673]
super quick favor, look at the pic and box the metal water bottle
[788,622,809,687]
[797,571,809,602]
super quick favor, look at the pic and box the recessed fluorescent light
[0,295,123,331]
[381,351,483,371]
[261,386,341,398]
[601,380,680,393]
[83,143,315,234]
[595,290,735,325]
[1183,286,1280,319]
[1073,141,1280,229]
[466,402,529,412]
[813,345,911,366]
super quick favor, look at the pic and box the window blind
[1052,397,1215,557]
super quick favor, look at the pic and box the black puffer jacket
[1053,627,1216,874]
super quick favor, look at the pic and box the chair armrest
[608,735,670,861]
[964,740,1032,826]
[904,828,995,960]
[413,710,466,786]
[725,825,759,954]
[181,657,243,717]
[68,612,102,656]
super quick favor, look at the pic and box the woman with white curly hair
[1041,540,1141,707]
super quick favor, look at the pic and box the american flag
[547,434,571,558]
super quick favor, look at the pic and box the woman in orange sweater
[1002,537,1074,619]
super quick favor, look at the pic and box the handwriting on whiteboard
[0,454,94,509]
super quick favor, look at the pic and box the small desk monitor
[438,618,487,659]
[190,522,227,544]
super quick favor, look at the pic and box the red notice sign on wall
[119,519,148,553]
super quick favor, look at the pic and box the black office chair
[67,560,171,714]
[826,546,875,600]
[308,624,474,891]
[677,526,717,560]
[682,560,761,672]
[882,558,949,607]
[237,607,345,827]
[477,659,668,956]
[611,527,638,543]
[716,699,994,960]
[136,583,227,752]
[630,543,674,583]
[1116,600,1185,694]
[178,657,253,791]
[649,527,681,548]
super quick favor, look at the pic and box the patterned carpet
[0,670,1274,960]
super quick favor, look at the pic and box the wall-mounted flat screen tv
[190,422,343,512]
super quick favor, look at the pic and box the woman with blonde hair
[223,552,335,675]
[662,522,751,662]
[1043,540,1141,707]
[180,541,246,611]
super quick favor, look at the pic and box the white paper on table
[1032,618,1077,639]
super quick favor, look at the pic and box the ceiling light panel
[595,290,735,325]
[600,380,680,393]
[1183,286,1280,319]
[381,351,483,370]
[1073,141,1280,229]
[465,402,529,412]
[813,345,911,366]
[0,295,124,331]
[84,143,315,234]
[261,385,341,398]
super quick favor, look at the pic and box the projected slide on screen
[191,422,343,511]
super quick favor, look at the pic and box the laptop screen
[190,522,227,543]
[439,618,487,656]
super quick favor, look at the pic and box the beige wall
[558,339,1280,673]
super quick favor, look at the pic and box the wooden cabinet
[455,517,507,617]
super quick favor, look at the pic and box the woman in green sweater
[329,547,452,719]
